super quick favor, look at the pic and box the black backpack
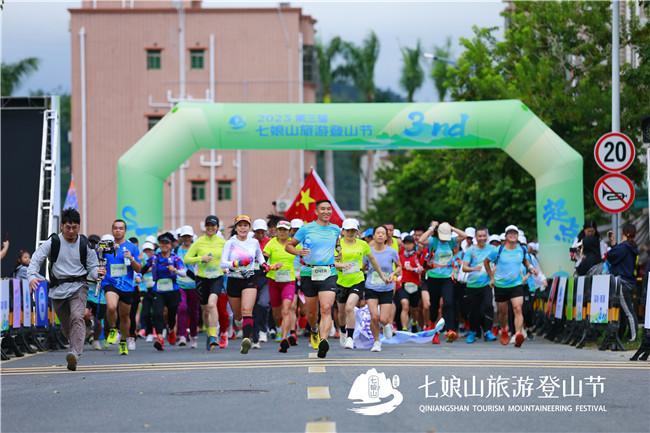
[48,233,89,287]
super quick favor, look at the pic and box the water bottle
[303,238,312,261]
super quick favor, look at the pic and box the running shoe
[154,336,165,351]
[431,333,441,344]
[66,353,78,371]
[127,337,136,351]
[446,330,458,343]
[190,336,198,349]
[252,342,262,350]
[484,330,497,342]
[178,336,187,346]
[466,331,476,344]
[240,337,252,354]
[168,331,177,345]
[492,326,499,338]
[433,318,446,334]
[344,336,354,349]
[288,332,298,346]
[92,340,102,351]
[309,332,321,350]
[370,341,382,352]
[279,339,290,353]
[275,333,283,342]
[145,334,154,343]
[328,325,336,338]
[339,333,347,347]
[269,328,277,341]
[218,333,229,349]
[207,336,218,351]
[317,339,329,359]
[259,331,268,343]
[107,328,118,345]
[514,332,525,348]
[383,323,394,339]
[137,329,146,338]
[119,341,129,355]
[236,329,243,339]
[499,329,510,346]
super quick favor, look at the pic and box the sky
[1,0,505,101]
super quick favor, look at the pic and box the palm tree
[399,40,424,102]
[1,57,39,96]
[339,31,380,211]
[430,37,453,102]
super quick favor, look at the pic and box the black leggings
[140,291,155,335]
[153,291,181,334]
[466,286,493,334]
[426,277,457,332]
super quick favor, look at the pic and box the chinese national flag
[284,168,345,226]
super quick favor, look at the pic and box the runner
[289,218,304,344]
[141,232,186,351]
[139,242,156,342]
[484,225,538,348]
[462,228,497,343]
[101,219,141,355]
[335,218,385,350]
[286,200,341,358]
[175,225,200,347]
[364,225,400,352]
[396,235,424,333]
[221,215,266,354]
[263,220,297,352]
[183,215,226,351]
[419,221,467,343]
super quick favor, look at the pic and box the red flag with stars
[284,168,345,226]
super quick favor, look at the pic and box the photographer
[27,208,102,371]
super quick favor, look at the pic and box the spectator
[13,250,31,279]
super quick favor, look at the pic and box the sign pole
[611,0,621,242]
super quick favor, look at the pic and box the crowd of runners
[24,203,550,368]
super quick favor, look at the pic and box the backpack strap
[495,244,528,266]
[48,233,61,286]
[79,234,88,270]
[494,245,505,265]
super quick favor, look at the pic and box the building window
[190,49,205,69]
[302,45,316,83]
[191,181,206,201]
[147,115,163,130]
[147,49,162,70]
[218,180,232,201]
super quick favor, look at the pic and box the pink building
[70,0,317,236]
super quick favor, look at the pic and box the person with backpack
[27,208,102,371]
[483,225,537,348]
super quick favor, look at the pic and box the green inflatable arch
[117,100,583,275]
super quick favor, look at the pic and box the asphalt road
[1,335,649,433]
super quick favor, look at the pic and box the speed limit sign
[594,132,636,173]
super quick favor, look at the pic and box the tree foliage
[399,40,424,102]
[429,36,454,102]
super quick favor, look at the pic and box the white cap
[401,232,409,241]
[518,235,528,245]
[393,228,401,238]
[175,228,182,238]
[142,242,155,251]
[179,225,194,237]
[145,235,157,244]
[252,219,268,231]
[101,234,115,242]
[465,227,476,238]
[488,234,501,244]
[438,222,452,241]
[451,232,459,239]
[342,218,359,230]
[505,225,519,234]
[290,218,304,229]
[276,220,291,230]
[499,233,506,241]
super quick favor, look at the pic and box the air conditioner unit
[275,199,292,214]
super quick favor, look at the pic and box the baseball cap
[518,235,528,245]
[393,228,401,238]
[362,228,374,238]
[438,222,452,241]
[505,225,519,234]
[499,233,506,241]
[488,234,501,244]
[277,220,291,230]
[234,215,251,225]
[157,232,175,243]
[342,218,359,230]
[290,218,303,229]
[179,225,194,237]
[204,215,219,226]
[465,227,476,238]
[142,242,155,251]
[529,242,539,252]
[145,235,157,245]
[252,219,268,231]
[101,234,115,242]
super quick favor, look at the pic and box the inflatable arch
[117,100,583,275]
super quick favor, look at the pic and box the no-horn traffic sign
[593,173,635,214]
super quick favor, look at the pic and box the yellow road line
[307,386,330,400]
[305,421,336,433]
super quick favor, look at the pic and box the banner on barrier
[565,277,575,320]
[22,279,31,327]
[12,279,21,329]
[555,277,567,319]
[545,278,558,317]
[590,275,609,324]
[644,273,649,329]
[35,281,49,328]
[0,280,10,332]
[575,277,585,321]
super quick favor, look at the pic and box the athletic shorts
[86,301,106,320]
[227,275,259,298]
[336,282,365,304]
[268,280,296,308]
[301,275,337,298]
[364,288,393,305]
[104,285,134,305]
[196,276,224,305]
[494,285,525,303]
[395,287,420,307]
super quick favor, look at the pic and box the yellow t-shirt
[183,234,225,279]
[263,237,296,282]
[336,238,371,288]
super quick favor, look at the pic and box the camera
[97,239,115,255]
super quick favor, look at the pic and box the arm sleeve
[27,240,51,283]
[86,246,99,281]
[220,240,233,270]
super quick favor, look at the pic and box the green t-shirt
[263,237,296,282]
[336,238,371,288]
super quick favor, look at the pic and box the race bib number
[404,282,418,294]
[343,262,360,275]
[370,272,384,286]
[275,269,291,283]
[143,275,154,289]
[205,266,220,279]
[312,266,330,282]
[178,275,193,285]
[156,278,174,292]
[110,263,127,277]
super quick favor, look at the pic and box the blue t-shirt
[463,245,495,288]
[175,246,196,289]
[144,253,185,293]
[487,245,528,288]
[101,241,140,293]
[293,222,341,277]
[364,247,399,292]
[426,237,457,279]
